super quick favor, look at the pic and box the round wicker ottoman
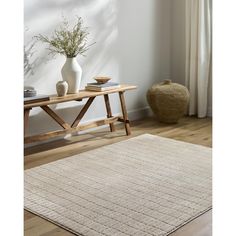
[146,80,190,123]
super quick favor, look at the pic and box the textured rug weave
[25,134,212,236]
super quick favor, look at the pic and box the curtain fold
[185,0,212,117]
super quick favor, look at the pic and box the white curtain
[185,0,212,117]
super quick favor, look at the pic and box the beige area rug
[24,134,212,236]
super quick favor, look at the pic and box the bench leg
[104,94,115,132]
[24,109,31,136]
[119,91,131,135]
[72,97,95,128]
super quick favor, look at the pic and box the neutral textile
[185,0,212,117]
[25,134,212,236]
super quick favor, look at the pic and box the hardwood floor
[24,116,212,236]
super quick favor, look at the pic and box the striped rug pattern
[25,134,212,236]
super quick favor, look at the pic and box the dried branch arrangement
[35,16,94,58]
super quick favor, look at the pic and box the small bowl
[94,77,111,84]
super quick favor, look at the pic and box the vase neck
[163,79,172,85]
[66,57,77,62]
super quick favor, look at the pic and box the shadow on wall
[25,0,120,135]
[24,0,118,90]
[25,0,172,136]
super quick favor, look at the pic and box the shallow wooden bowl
[94,77,111,84]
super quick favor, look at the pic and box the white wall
[170,0,186,85]
[24,0,172,136]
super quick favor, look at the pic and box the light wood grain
[24,116,121,144]
[24,84,137,109]
[41,105,71,129]
[24,85,136,144]
[24,116,212,236]
[104,94,115,132]
[71,97,95,128]
[119,91,131,135]
[24,109,31,136]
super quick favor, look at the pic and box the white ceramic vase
[56,81,68,97]
[61,57,82,94]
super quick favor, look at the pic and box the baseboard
[25,106,152,148]
[124,106,152,121]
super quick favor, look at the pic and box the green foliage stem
[35,16,94,58]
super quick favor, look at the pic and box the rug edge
[164,206,212,236]
[25,133,212,235]
[25,133,212,173]
[25,205,212,236]
[25,207,84,236]
[138,133,212,150]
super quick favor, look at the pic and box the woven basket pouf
[147,80,190,123]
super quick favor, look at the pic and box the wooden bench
[24,84,137,144]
